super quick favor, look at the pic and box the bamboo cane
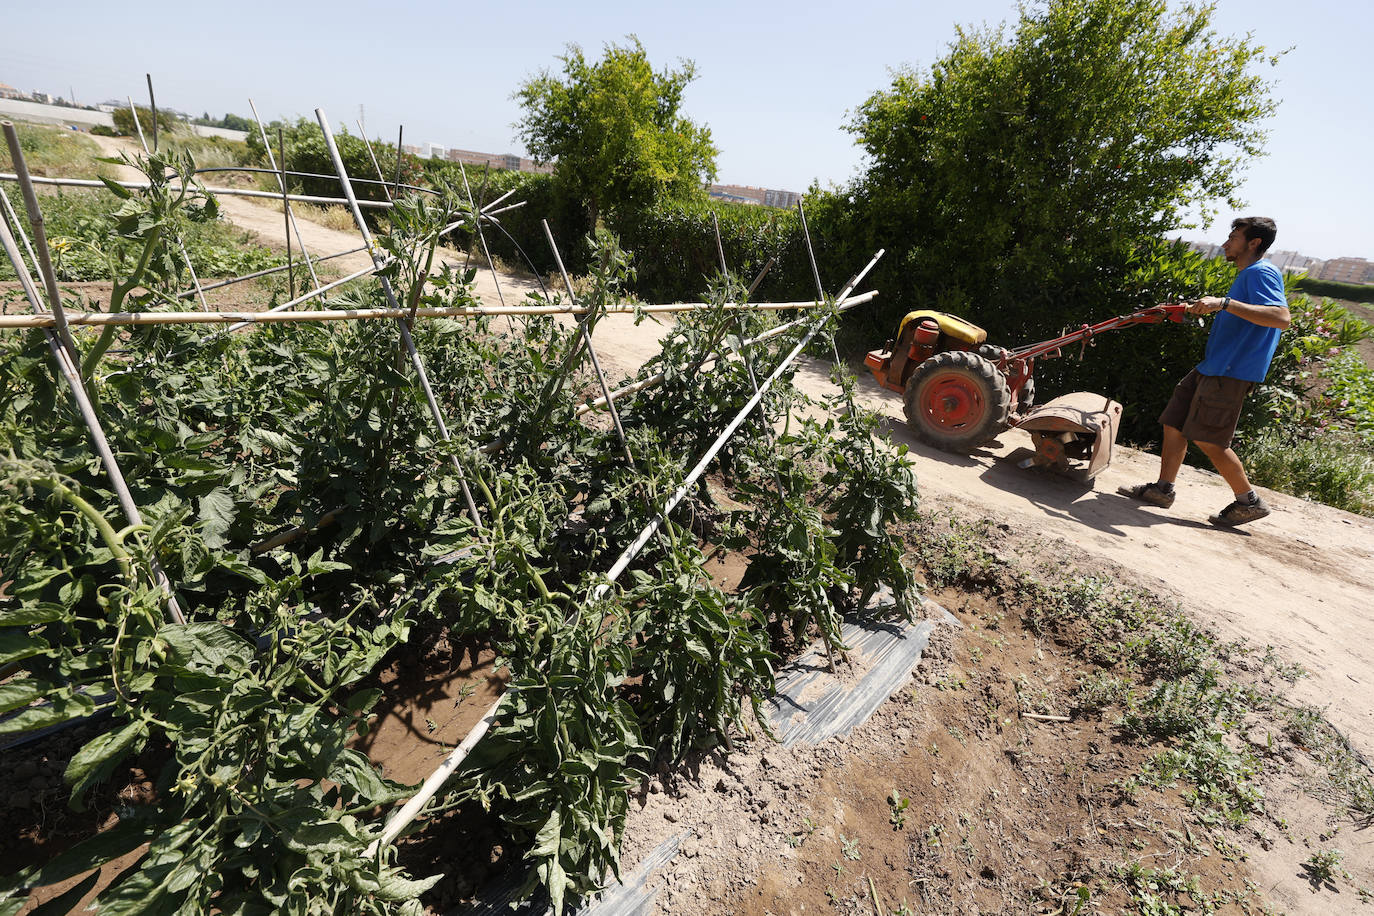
[127,93,211,312]
[356,121,394,204]
[460,162,506,309]
[2,122,79,361]
[247,96,321,293]
[315,107,485,533]
[0,179,185,625]
[0,292,876,331]
[544,221,633,462]
[0,173,396,209]
[173,245,362,300]
[367,250,884,855]
[189,165,436,197]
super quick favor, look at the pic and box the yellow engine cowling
[896,310,988,348]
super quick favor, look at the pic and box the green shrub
[242,117,423,215]
[1296,276,1374,304]
[157,133,253,170]
[0,121,102,178]
[1324,350,1374,437]
[1237,427,1374,516]
[617,197,810,304]
[112,104,181,138]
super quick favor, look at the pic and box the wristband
[1221,297,1230,312]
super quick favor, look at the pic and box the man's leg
[1194,440,1253,496]
[1159,424,1187,484]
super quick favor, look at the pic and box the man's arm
[1188,295,1291,329]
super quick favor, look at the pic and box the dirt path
[81,133,1374,765]
[83,133,545,309]
[835,380,1374,757]
[571,308,1374,761]
[199,155,1374,760]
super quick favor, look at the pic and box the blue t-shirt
[1195,259,1287,383]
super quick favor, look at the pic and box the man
[1119,216,1291,526]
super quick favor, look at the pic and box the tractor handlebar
[1007,303,1189,363]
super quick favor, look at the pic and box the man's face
[1221,227,1257,263]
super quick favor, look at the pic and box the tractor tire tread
[902,350,1012,452]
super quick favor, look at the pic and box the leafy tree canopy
[845,0,1280,339]
[112,105,181,137]
[515,37,718,226]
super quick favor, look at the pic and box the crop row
[0,144,918,914]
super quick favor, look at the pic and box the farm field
[2,122,1373,916]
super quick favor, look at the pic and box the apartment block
[1309,257,1374,285]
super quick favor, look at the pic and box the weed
[1302,849,1349,889]
[1238,424,1374,517]
[1074,671,1131,714]
[1260,644,1307,683]
[1137,730,1264,825]
[1280,704,1374,824]
[0,121,105,178]
[908,515,1005,587]
[787,815,820,848]
[889,789,910,829]
[840,833,861,860]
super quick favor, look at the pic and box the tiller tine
[1014,392,1123,481]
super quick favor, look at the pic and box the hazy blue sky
[2,0,1369,259]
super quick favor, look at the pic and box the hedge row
[1295,276,1374,305]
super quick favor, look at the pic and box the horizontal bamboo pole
[366,250,885,856]
[574,291,878,417]
[247,291,880,554]
[0,173,394,210]
[0,292,877,331]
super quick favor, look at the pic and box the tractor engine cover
[1014,392,1123,481]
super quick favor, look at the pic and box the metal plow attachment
[1014,391,1123,481]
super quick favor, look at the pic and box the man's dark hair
[1232,216,1277,255]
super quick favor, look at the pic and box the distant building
[0,82,23,100]
[1309,257,1374,285]
[1266,249,1320,275]
[764,188,801,209]
[447,148,521,171]
[400,143,549,173]
[709,183,765,206]
[708,184,803,210]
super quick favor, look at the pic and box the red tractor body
[863,304,1188,473]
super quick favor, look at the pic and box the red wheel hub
[921,373,987,430]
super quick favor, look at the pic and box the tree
[112,105,181,138]
[515,37,718,227]
[845,0,1279,347]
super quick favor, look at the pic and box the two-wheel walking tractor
[864,304,1188,480]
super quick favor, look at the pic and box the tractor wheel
[977,343,1034,413]
[903,350,1011,452]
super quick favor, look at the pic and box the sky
[2,0,1370,261]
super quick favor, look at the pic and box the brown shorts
[1159,369,1252,448]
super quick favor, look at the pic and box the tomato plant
[1,154,918,914]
